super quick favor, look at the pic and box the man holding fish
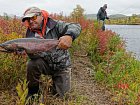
[19,6,82,99]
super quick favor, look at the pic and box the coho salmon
[0,38,59,54]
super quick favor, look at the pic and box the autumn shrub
[0,15,95,104]
[87,28,140,104]
[1,13,140,104]
[0,17,26,36]
[68,16,140,104]
[0,20,27,89]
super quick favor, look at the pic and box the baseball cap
[22,7,41,22]
[103,4,107,8]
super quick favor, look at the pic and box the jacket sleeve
[97,8,101,20]
[105,11,109,19]
[56,20,82,41]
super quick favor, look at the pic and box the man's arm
[56,20,82,49]
[56,20,81,40]
[97,8,102,21]
[105,11,109,20]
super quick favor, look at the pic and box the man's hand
[108,19,111,24]
[58,35,72,50]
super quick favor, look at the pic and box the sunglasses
[26,13,41,22]
[30,15,38,21]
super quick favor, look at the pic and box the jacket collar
[47,17,57,30]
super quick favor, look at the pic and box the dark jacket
[26,17,81,70]
[97,7,109,21]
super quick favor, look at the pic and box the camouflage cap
[22,7,41,22]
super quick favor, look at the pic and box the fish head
[0,43,17,52]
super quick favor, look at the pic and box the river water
[106,25,140,60]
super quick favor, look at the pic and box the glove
[58,35,73,50]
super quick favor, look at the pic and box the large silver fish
[0,38,59,54]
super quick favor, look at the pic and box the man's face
[26,14,43,30]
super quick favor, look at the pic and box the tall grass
[0,32,27,89]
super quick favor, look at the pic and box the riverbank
[106,24,140,60]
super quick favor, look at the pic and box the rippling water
[106,25,140,60]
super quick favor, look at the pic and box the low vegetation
[108,14,140,25]
[0,5,140,104]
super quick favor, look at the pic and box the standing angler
[21,7,81,98]
[97,4,110,31]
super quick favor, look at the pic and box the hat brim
[22,13,36,22]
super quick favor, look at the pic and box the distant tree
[132,14,137,19]
[131,14,138,23]
[3,12,9,20]
[70,4,85,21]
